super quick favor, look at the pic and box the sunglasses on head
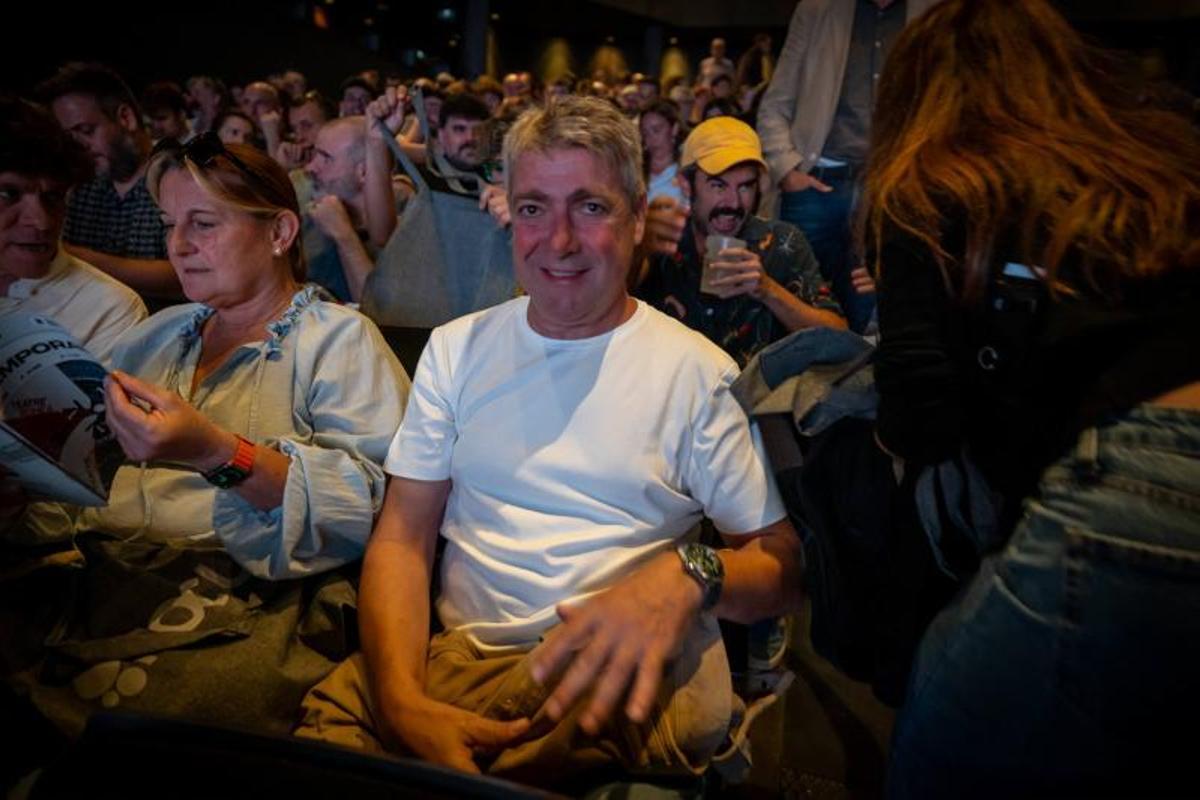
[151,131,255,180]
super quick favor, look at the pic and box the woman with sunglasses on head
[78,133,411,579]
[861,1,1200,797]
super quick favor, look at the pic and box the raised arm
[364,87,408,249]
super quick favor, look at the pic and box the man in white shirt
[0,97,146,367]
[297,96,802,789]
[698,37,736,88]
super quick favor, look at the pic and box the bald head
[242,81,281,118]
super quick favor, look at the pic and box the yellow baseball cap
[680,116,768,176]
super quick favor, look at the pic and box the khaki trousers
[295,616,732,787]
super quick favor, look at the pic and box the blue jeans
[779,175,875,333]
[887,406,1200,799]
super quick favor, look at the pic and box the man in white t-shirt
[0,97,146,367]
[297,96,802,788]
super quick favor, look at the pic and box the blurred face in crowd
[288,100,327,148]
[510,146,645,339]
[157,167,294,308]
[689,162,760,238]
[281,70,307,100]
[306,122,363,203]
[618,86,641,112]
[341,86,372,117]
[243,82,281,119]
[148,108,189,142]
[711,77,733,100]
[51,93,142,182]
[481,90,502,114]
[669,86,694,119]
[0,172,68,281]
[423,95,443,130]
[639,112,676,163]
[217,115,255,146]
[637,80,659,102]
[187,79,223,118]
[438,114,483,170]
[503,73,529,98]
[711,38,727,59]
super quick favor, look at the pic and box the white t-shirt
[647,163,686,207]
[0,247,146,367]
[385,297,785,649]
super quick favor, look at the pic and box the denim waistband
[1087,405,1200,458]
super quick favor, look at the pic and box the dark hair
[439,92,490,129]
[212,110,264,150]
[419,87,446,104]
[0,95,93,186]
[186,75,230,108]
[142,81,188,115]
[639,99,683,169]
[289,90,335,122]
[36,62,142,122]
[338,76,377,98]
[702,97,740,120]
[862,0,1200,300]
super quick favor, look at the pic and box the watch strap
[202,435,255,488]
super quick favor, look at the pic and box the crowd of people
[2,0,1198,797]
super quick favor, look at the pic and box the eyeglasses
[150,131,255,182]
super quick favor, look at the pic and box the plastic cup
[701,235,745,295]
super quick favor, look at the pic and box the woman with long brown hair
[862,0,1200,796]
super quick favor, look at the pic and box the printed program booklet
[0,310,121,506]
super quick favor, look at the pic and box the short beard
[106,135,143,183]
[444,151,480,173]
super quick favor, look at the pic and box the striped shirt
[63,176,167,260]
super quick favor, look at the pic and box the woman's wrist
[194,428,240,473]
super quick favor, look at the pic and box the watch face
[687,542,724,580]
[206,464,249,489]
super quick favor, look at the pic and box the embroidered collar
[176,284,324,352]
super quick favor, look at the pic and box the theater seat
[29,711,560,800]
[377,325,433,377]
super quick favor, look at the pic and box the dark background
[3,0,1198,99]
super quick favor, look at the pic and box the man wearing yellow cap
[637,116,846,367]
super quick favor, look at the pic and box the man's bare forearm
[714,518,804,624]
[364,139,399,249]
[331,232,376,303]
[763,280,848,333]
[359,478,449,709]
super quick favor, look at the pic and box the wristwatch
[676,542,724,611]
[202,435,256,489]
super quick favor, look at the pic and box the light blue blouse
[77,285,411,579]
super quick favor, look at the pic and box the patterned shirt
[63,176,167,260]
[638,216,841,367]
